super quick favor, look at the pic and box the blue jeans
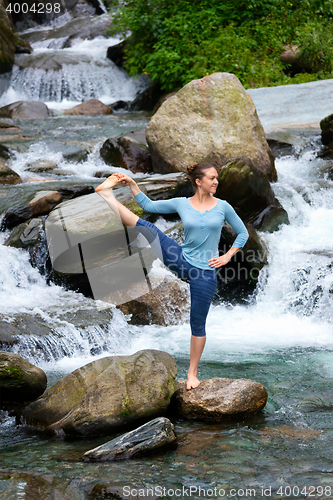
[135,218,217,337]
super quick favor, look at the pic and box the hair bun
[187,164,196,174]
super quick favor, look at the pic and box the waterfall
[0,21,148,111]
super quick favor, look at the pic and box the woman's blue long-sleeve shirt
[134,192,249,270]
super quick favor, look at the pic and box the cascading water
[0,14,148,111]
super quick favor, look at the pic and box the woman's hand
[208,247,240,268]
[116,173,135,186]
[208,254,231,268]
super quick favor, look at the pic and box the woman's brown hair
[186,161,219,190]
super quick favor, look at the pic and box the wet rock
[146,72,276,181]
[0,314,52,350]
[100,135,152,173]
[20,13,113,46]
[52,142,89,163]
[172,378,268,421]
[94,170,113,178]
[107,39,127,67]
[128,83,163,112]
[0,351,47,406]
[0,143,12,160]
[216,156,289,231]
[4,217,43,249]
[320,114,333,157]
[0,120,20,129]
[0,0,17,74]
[138,172,192,200]
[0,160,22,185]
[0,469,83,500]
[82,417,177,461]
[20,349,178,436]
[26,159,58,172]
[1,190,62,230]
[118,276,190,326]
[217,223,268,290]
[0,101,52,119]
[110,100,131,112]
[15,38,33,54]
[64,99,112,116]
[58,184,95,200]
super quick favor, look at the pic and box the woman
[95,163,249,390]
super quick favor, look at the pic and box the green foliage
[109,0,333,91]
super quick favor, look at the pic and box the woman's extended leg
[95,174,139,227]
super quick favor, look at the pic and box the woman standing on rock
[95,163,248,390]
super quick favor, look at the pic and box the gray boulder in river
[82,417,177,461]
[172,378,268,421]
[20,349,178,436]
[0,101,53,119]
[146,72,276,181]
[0,351,47,407]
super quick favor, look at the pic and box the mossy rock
[20,349,178,436]
[0,351,47,406]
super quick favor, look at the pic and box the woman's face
[197,167,219,193]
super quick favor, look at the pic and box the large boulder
[20,349,178,436]
[100,135,153,174]
[216,156,289,231]
[146,72,276,181]
[0,0,17,74]
[0,160,22,185]
[82,417,177,461]
[0,351,47,407]
[172,378,268,421]
[64,99,112,116]
[0,101,53,119]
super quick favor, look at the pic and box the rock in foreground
[82,417,177,461]
[173,378,268,421]
[0,352,47,406]
[146,72,276,181]
[20,350,178,436]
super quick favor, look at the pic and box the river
[1,10,333,500]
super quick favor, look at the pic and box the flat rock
[247,78,333,132]
[172,378,268,421]
[82,417,177,461]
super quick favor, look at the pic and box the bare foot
[186,374,201,390]
[95,174,120,193]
